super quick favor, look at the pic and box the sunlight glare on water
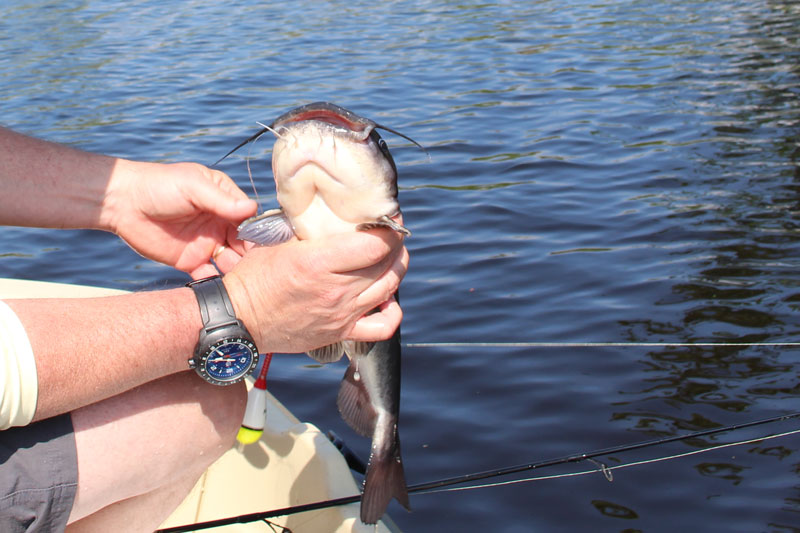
[1,0,800,530]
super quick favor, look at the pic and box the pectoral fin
[356,215,411,237]
[307,342,345,364]
[237,209,296,246]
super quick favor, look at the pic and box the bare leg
[65,371,246,532]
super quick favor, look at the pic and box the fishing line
[243,124,274,208]
[404,341,800,348]
[420,427,800,495]
[405,411,800,494]
[156,411,800,533]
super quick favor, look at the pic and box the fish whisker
[256,122,292,142]
[212,126,269,167]
[374,122,430,160]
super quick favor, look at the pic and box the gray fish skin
[339,334,409,524]
[233,102,412,524]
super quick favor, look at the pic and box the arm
[5,288,200,422]
[0,127,258,278]
[1,128,407,423]
[0,126,113,229]
[4,228,407,423]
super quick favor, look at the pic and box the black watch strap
[187,276,240,332]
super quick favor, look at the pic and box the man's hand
[223,228,409,354]
[102,160,258,278]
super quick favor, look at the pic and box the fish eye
[378,139,392,157]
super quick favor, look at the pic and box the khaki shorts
[0,414,78,532]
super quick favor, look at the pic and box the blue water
[2,1,800,531]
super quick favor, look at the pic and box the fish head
[268,102,401,240]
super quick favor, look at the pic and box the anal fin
[336,357,377,438]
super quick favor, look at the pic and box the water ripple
[2,0,800,530]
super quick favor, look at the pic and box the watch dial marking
[202,339,257,383]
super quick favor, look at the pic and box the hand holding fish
[102,160,258,279]
[0,106,414,529]
[223,226,408,353]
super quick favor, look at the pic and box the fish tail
[360,430,410,524]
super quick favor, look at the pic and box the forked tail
[360,432,410,524]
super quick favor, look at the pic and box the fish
[222,102,422,524]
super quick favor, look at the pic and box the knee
[149,373,248,464]
[192,378,248,452]
[68,373,249,522]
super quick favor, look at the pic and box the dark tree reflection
[609,3,800,517]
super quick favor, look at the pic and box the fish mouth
[272,102,427,155]
[212,101,427,168]
[273,102,376,142]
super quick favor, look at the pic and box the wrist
[221,273,262,348]
[188,276,260,385]
[98,157,139,235]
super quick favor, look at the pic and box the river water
[2,1,800,531]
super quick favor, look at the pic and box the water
[2,1,800,530]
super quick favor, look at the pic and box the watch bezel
[191,332,259,386]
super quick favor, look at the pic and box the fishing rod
[157,410,800,533]
[409,410,800,493]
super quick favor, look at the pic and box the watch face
[201,339,257,385]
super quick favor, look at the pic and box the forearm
[5,287,200,421]
[0,126,118,230]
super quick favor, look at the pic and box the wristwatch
[187,275,259,386]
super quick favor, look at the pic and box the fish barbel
[226,102,418,524]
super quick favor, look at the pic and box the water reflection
[591,499,639,520]
[696,462,745,485]
[614,0,800,445]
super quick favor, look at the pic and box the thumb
[187,177,258,223]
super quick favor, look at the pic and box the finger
[185,170,258,223]
[348,298,403,341]
[212,245,246,274]
[339,240,405,291]
[313,229,404,274]
[190,262,221,280]
[223,223,252,256]
[354,245,409,310]
[208,168,252,200]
